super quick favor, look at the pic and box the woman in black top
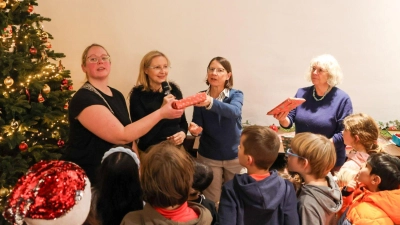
[63,44,183,185]
[129,50,188,151]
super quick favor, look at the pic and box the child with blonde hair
[336,113,383,187]
[287,132,342,225]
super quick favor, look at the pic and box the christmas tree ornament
[4,76,14,87]
[27,4,33,12]
[10,119,19,130]
[40,50,48,61]
[29,46,37,55]
[68,85,73,90]
[52,130,60,139]
[64,102,69,109]
[57,139,65,148]
[57,60,65,72]
[3,161,91,225]
[61,78,68,86]
[0,187,10,197]
[19,142,28,151]
[42,84,50,94]
[44,42,51,49]
[0,0,6,9]
[38,93,45,103]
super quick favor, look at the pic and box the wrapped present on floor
[172,92,207,109]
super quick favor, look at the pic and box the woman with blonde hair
[273,54,353,169]
[129,50,188,152]
[63,44,183,184]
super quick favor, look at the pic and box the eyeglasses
[311,66,327,74]
[148,65,170,72]
[207,67,226,74]
[285,148,307,160]
[87,55,111,64]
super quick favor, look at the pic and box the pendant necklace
[313,86,330,101]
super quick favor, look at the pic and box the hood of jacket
[232,170,290,212]
[300,173,343,213]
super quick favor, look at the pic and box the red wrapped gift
[172,92,207,109]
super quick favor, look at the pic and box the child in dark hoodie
[287,132,342,225]
[218,125,299,225]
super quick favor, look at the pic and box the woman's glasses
[87,55,111,64]
[207,67,226,74]
[148,65,170,72]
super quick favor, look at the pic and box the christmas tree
[0,0,74,221]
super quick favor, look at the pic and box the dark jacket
[218,171,299,225]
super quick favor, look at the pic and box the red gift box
[172,92,207,109]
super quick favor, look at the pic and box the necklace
[313,86,330,101]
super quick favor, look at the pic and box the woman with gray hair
[273,54,353,169]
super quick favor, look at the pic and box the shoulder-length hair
[136,50,170,91]
[305,54,343,86]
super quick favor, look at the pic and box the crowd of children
[3,112,400,225]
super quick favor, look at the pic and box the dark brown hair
[140,141,194,208]
[241,125,281,170]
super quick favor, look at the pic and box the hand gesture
[194,95,212,107]
[162,94,175,107]
[167,131,186,145]
[346,175,359,193]
[160,98,184,119]
[273,111,289,121]
[189,122,203,136]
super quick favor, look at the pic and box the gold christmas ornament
[0,187,10,197]
[10,119,19,130]
[0,1,6,9]
[4,76,14,87]
[42,84,51,94]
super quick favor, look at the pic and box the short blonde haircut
[305,54,343,86]
[291,132,336,178]
[343,113,383,154]
[136,50,170,92]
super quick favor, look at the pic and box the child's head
[4,161,91,225]
[97,145,143,224]
[335,168,358,187]
[288,132,336,179]
[189,161,213,200]
[343,113,383,154]
[239,125,280,170]
[357,152,400,191]
[141,141,194,208]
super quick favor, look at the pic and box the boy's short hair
[368,152,400,191]
[192,161,213,192]
[241,125,281,170]
[140,141,194,208]
[291,132,336,178]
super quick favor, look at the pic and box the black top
[191,194,218,225]
[129,82,188,151]
[63,83,131,184]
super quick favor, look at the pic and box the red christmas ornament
[61,78,68,86]
[68,85,73,90]
[19,142,28,151]
[27,5,34,13]
[57,139,65,148]
[44,42,51,49]
[29,46,37,55]
[38,93,45,103]
[64,102,69,109]
[269,124,278,132]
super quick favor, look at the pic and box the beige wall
[36,0,400,125]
